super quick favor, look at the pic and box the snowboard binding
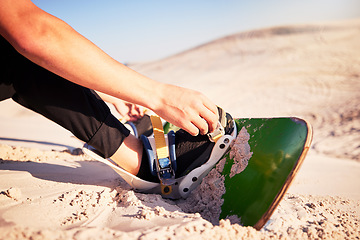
[83,108,236,199]
[138,114,236,199]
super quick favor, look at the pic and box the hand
[153,84,219,136]
[95,91,144,122]
[113,100,145,122]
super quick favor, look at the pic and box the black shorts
[0,35,130,158]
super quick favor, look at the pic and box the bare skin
[111,135,143,175]
[0,0,219,175]
[96,91,145,122]
[95,93,144,174]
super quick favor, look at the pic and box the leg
[111,134,143,175]
[0,82,15,101]
[1,35,134,161]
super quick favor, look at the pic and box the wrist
[144,82,167,113]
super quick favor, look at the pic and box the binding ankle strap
[150,115,176,195]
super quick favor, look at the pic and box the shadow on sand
[0,158,123,189]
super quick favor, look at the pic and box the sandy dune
[1,19,360,239]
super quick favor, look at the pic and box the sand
[1,19,360,239]
[228,126,253,178]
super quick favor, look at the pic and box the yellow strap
[150,115,173,195]
[150,115,169,159]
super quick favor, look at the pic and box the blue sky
[33,0,360,63]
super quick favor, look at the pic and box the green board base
[220,118,312,229]
[165,117,312,229]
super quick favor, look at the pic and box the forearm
[29,26,163,110]
[95,91,121,105]
[0,0,163,110]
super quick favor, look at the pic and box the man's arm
[0,0,218,135]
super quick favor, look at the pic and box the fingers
[115,101,144,122]
[171,113,205,136]
[183,114,216,136]
[193,94,218,134]
[200,98,219,133]
[191,116,209,136]
[151,84,219,136]
[183,123,200,136]
[182,102,218,136]
[127,105,144,121]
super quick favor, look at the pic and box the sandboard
[83,116,312,230]
[165,117,312,230]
